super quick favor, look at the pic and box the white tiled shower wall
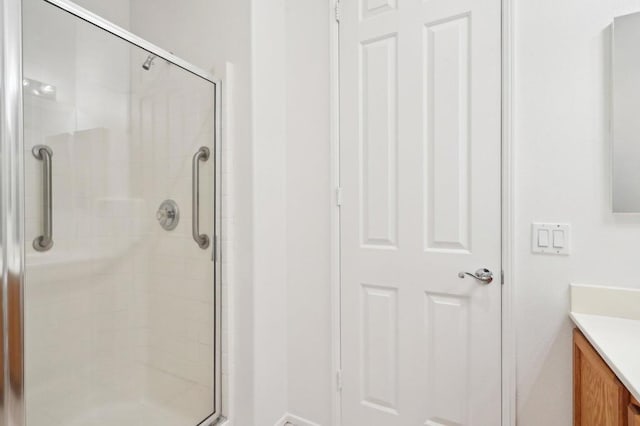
[22,1,219,424]
[129,1,252,421]
[130,58,217,414]
[47,0,300,424]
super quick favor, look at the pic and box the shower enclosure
[0,0,221,425]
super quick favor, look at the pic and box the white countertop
[570,312,640,402]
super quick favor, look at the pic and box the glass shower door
[22,1,219,425]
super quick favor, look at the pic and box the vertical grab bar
[32,145,53,252]
[192,146,210,249]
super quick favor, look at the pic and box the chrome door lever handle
[458,268,493,284]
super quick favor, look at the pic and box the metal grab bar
[192,146,210,249]
[32,145,53,252]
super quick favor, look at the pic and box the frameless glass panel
[22,1,217,425]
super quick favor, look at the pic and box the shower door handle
[192,146,210,249]
[32,145,53,252]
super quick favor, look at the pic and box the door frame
[0,0,27,423]
[327,0,516,424]
[0,0,223,424]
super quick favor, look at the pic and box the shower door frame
[0,0,223,425]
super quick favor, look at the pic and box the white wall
[285,1,333,424]
[515,0,640,424]
[251,0,289,423]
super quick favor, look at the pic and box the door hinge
[336,369,343,390]
[212,234,218,263]
[501,270,504,285]
[335,187,343,207]
[335,0,342,23]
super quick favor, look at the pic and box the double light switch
[532,223,571,255]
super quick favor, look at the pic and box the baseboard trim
[274,413,321,426]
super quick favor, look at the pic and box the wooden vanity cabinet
[573,329,640,426]
[630,395,640,426]
[629,403,640,426]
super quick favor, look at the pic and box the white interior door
[338,0,502,423]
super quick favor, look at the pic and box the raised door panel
[361,284,398,414]
[359,35,398,249]
[424,15,471,253]
[424,293,470,425]
[362,0,397,19]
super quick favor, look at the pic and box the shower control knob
[156,209,173,221]
[157,199,179,231]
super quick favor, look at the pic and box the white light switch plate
[531,223,571,255]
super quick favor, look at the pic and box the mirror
[613,12,640,212]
